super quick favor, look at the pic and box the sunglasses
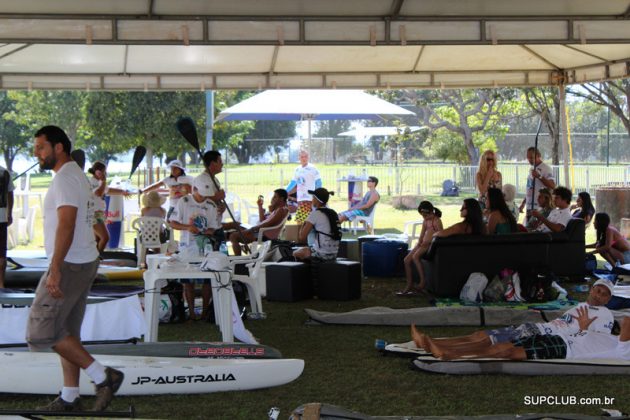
[486,158,495,161]
[419,209,430,214]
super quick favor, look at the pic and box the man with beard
[27,126,123,412]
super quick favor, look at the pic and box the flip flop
[395,290,417,297]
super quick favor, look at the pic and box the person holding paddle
[519,147,555,224]
[27,126,124,412]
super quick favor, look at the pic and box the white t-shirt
[537,207,572,233]
[44,161,99,263]
[306,207,339,255]
[193,172,220,199]
[525,161,554,209]
[564,330,630,360]
[535,304,614,338]
[169,194,220,248]
[162,175,193,208]
[0,166,15,223]
[89,176,106,212]
[293,164,321,202]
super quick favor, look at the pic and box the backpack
[483,275,506,302]
[314,207,342,241]
[159,281,186,323]
[460,272,488,303]
[265,239,296,262]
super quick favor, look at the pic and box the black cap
[308,188,333,203]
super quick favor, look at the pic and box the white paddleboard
[0,352,304,395]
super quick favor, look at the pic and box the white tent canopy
[0,0,629,90]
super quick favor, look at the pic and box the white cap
[192,173,216,197]
[593,279,614,294]
[167,159,185,171]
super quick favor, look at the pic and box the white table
[143,258,233,343]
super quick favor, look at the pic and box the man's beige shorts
[26,259,99,351]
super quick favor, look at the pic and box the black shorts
[512,334,567,360]
[0,223,7,258]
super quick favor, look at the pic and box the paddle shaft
[12,162,38,181]
[529,114,545,213]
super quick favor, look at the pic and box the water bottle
[374,339,388,351]
[219,242,229,256]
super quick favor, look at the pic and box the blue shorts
[339,209,366,221]
[623,250,630,264]
[485,323,540,345]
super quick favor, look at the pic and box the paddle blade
[129,146,147,179]
[70,149,86,171]
[176,117,203,158]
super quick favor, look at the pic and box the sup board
[8,342,283,359]
[5,265,143,288]
[412,355,630,375]
[0,351,304,395]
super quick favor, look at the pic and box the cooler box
[362,239,408,277]
[357,235,384,267]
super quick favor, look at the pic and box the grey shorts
[26,259,99,351]
[486,323,540,345]
[310,247,337,262]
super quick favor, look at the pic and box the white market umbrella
[216,90,415,149]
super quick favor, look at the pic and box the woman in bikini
[588,212,630,266]
[399,201,443,296]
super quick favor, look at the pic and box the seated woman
[485,188,518,234]
[141,191,167,219]
[571,191,595,226]
[435,198,485,238]
[587,212,630,265]
[525,188,552,231]
[229,189,289,256]
[398,201,443,296]
[338,176,380,224]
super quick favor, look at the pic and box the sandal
[395,290,417,297]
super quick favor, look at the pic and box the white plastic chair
[131,216,169,268]
[350,204,377,235]
[249,212,289,253]
[404,219,424,247]
[228,240,271,318]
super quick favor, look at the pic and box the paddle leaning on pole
[529,113,546,215]
[175,117,250,254]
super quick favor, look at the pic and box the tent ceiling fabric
[0,0,629,90]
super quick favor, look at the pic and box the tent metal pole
[559,84,570,188]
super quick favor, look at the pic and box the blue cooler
[362,239,409,277]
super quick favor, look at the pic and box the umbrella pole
[308,119,312,152]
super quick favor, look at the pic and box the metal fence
[141,163,630,201]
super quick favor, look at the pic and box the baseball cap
[192,173,215,197]
[307,188,333,204]
[593,279,614,294]
[167,159,185,171]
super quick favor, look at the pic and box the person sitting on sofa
[486,187,518,234]
[571,191,595,226]
[587,212,630,266]
[398,201,443,297]
[531,186,572,233]
[435,198,484,238]
[502,183,520,222]
[525,188,553,231]
[410,279,614,355]
[414,314,629,361]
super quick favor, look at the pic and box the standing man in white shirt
[532,186,573,233]
[286,150,322,226]
[0,165,14,288]
[27,126,123,412]
[519,147,556,224]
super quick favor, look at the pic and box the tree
[403,89,513,164]
[568,81,630,136]
[0,93,31,172]
[213,91,256,162]
[235,120,296,164]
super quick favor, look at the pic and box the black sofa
[422,219,585,297]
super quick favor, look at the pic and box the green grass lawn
[2,170,618,418]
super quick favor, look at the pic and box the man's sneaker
[37,395,83,412]
[92,367,124,412]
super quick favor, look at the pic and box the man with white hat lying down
[411,279,615,356]
[418,314,630,362]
